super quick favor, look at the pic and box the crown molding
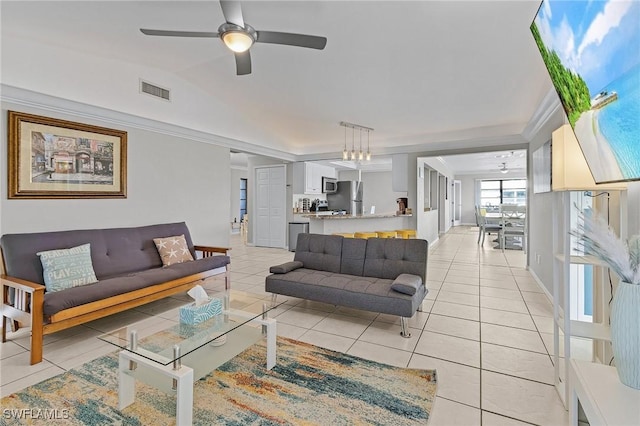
[521,88,562,141]
[0,85,297,162]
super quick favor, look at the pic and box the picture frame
[8,111,127,199]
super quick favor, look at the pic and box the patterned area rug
[1,337,437,425]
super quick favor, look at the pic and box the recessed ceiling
[438,150,527,175]
[0,1,554,158]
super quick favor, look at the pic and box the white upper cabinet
[292,162,336,194]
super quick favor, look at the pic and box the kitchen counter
[302,213,413,220]
[305,213,414,235]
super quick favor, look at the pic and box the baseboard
[528,268,560,312]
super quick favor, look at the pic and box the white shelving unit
[551,190,627,407]
[569,360,640,425]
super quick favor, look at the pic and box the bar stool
[395,229,417,239]
[375,231,398,238]
[354,232,378,239]
[332,232,355,238]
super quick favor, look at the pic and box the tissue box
[179,297,223,325]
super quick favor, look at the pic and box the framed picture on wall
[8,111,127,199]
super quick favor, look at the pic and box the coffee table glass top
[99,293,285,367]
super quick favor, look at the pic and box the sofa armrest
[194,245,231,256]
[2,275,45,363]
[390,273,423,295]
[1,275,45,294]
[270,261,304,274]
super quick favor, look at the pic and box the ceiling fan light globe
[222,31,254,53]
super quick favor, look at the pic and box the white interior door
[452,180,462,226]
[255,165,286,248]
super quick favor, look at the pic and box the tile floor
[1,226,575,425]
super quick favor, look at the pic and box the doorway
[452,180,462,226]
[255,165,286,248]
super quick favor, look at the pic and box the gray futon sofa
[1,222,230,364]
[266,233,428,337]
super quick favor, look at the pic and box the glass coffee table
[99,293,285,425]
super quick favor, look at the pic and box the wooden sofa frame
[1,245,230,365]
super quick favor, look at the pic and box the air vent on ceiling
[140,80,170,101]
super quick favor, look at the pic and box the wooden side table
[569,359,640,425]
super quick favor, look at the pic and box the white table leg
[117,349,195,425]
[118,352,135,410]
[264,318,277,370]
[176,368,194,426]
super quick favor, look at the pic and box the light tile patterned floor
[0,227,572,425]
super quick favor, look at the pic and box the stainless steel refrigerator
[327,181,363,215]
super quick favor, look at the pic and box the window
[239,178,247,221]
[479,179,527,208]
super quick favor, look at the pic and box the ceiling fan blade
[220,0,244,27]
[235,51,252,75]
[256,31,327,50]
[140,29,219,38]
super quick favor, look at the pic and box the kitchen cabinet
[293,162,336,195]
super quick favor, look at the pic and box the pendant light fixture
[342,125,348,160]
[339,121,374,163]
[350,127,356,160]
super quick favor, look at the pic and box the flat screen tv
[531,0,640,184]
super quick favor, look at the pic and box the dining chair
[476,206,502,245]
[499,204,526,252]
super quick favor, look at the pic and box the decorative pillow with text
[153,234,194,266]
[37,243,98,292]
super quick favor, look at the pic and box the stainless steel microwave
[322,177,338,193]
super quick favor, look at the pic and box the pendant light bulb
[366,130,372,161]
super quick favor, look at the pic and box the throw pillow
[37,243,98,293]
[270,261,304,274]
[390,273,423,296]
[153,234,194,266]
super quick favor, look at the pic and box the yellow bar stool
[375,231,398,238]
[332,232,355,238]
[354,232,378,239]
[395,229,417,239]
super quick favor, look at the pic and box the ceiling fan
[140,0,327,76]
[499,162,509,174]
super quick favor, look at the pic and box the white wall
[628,182,640,236]
[527,109,566,294]
[1,35,292,157]
[230,167,248,223]
[1,99,231,247]
[417,157,454,245]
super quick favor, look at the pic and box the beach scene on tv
[531,0,640,184]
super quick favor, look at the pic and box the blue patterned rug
[1,337,436,425]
